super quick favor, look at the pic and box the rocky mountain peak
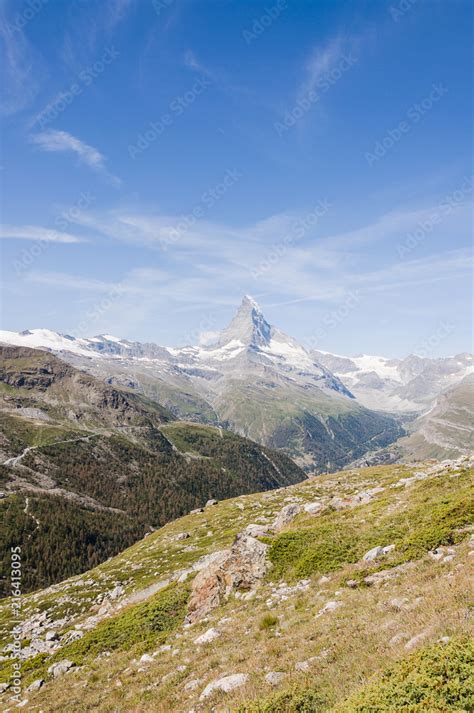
[218,295,273,348]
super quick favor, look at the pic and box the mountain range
[1,295,471,469]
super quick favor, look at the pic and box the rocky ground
[0,456,472,711]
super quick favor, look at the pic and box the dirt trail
[2,435,96,468]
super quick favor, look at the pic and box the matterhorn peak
[218,295,272,347]
[241,294,262,311]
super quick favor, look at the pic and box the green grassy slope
[0,458,471,711]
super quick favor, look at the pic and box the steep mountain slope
[313,349,473,413]
[0,456,472,711]
[397,374,474,460]
[0,346,305,595]
[0,297,403,473]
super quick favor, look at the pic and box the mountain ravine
[0,345,305,595]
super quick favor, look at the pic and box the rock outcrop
[187,533,269,622]
[272,503,302,531]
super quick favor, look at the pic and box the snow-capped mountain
[313,350,474,413]
[1,298,471,420]
[0,297,403,472]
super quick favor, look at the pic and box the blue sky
[1,0,472,357]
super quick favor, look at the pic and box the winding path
[2,434,97,468]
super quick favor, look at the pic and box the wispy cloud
[297,36,346,102]
[31,197,471,324]
[26,271,119,292]
[0,225,85,243]
[105,0,137,32]
[0,4,46,116]
[30,130,121,187]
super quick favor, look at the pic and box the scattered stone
[317,600,342,617]
[27,679,44,692]
[242,590,257,601]
[184,678,201,691]
[265,671,284,685]
[295,660,310,671]
[405,630,430,651]
[194,628,220,645]
[139,653,154,664]
[346,579,358,588]
[362,545,395,562]
[387,597,408,611]
[205,499,218,507]
[200,673,248,700]
[47,659,75,678]
[108,584,125,600]
[190,508,204,515]
[389,632,408,646]
[218,617,233,625]
[45,630,59,642]
[0,683,10,694]
[303,501,324,515]
[329,496,353,510]
[62,630,84,644]
[243,523,270,538]
[273,503,302,532]
[176,532,190,541]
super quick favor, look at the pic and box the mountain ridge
[0,345,306,595]
[0,298,404,473]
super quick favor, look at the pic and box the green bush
[259,614,279,630]
[239,687,327,712]
[335,637,474,711]
[267,472,473,581]
[21,583,188,684]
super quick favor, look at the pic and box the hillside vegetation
[0,347,305,595]
[0,456,472,711]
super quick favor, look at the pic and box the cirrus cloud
[30,130,121,187]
